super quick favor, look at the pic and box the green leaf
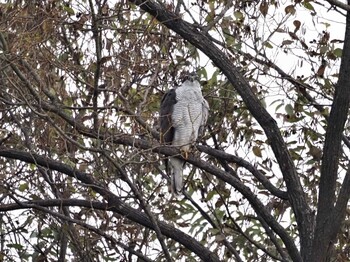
[30,230,38,238]
[206,190,215,201]
[263,41,273,49]
[285,104,294,115]
[252,146,262,157]
[223,29,235,47]
[7,243,23,250]
[303,1,315,12]
[289,148,304,161]
[19,183,29,192]
[30,194,41,200]
[234,11,244,20]
[59,52,69,62]
[275,103,284,112]
[208,228,221,235]
[209,70,220,86]
[209,1,215,13]
[333,48,342,58]
[63,5,75,15]
[198,67,208,80]
[41,227,54,238]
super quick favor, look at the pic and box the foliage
[0,0,349,261]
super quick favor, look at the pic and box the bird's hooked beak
[183,72,199,82]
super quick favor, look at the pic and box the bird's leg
[180,149,188,160]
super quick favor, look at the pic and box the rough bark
[311,2,350,260]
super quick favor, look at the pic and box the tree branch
[333,165,350,237]
[0,51,297,259]
[0,199,153,262]
[326,0,350,11]
[88,0,103,132]
[183,192,244,262]
[0,142,300,261]
[237,49,350,150]
[197,145,288,200]
[127,1,311,260]
[0,147,220,262]
[311,3,350,260]
[103,152,173,262]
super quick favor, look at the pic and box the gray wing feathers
[198,99,209,138]
[160,89,176,144]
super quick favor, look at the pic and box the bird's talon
[180,150,188,160]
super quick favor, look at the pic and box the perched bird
[160,74,209,195]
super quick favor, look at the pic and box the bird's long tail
[169,157,184,195]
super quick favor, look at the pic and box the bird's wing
[198,98,209,138]
[160,89,186,195]
[160,89,177,144]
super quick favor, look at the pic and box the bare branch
[333,165,350,235]
[0,147,220,262]
[0,199,153,262]
[103,152,173,262]
[88,0,103,132]
[197,145,288,200]
[203,0,233,33]
[326,0,350,11]
[183,192,244,262]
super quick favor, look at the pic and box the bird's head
[182,72,199,83]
